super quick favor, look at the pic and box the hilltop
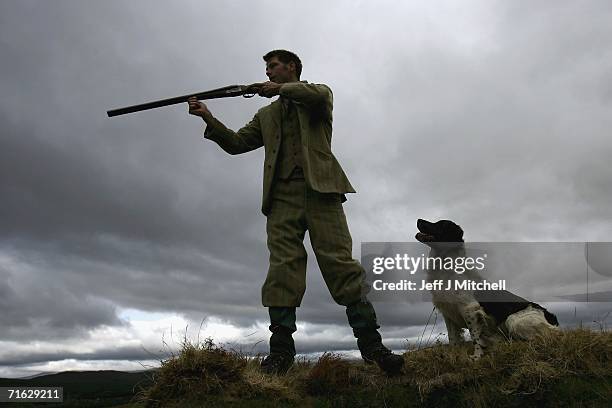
[1,329,610,407]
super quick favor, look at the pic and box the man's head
[263,50,302,83]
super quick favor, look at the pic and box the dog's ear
[456,225,464,241]
[439,220,464,242]
[450,223,464,241]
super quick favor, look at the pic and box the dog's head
[415,219,464,246]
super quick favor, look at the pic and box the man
[187,50,403,375]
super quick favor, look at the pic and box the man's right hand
[188,96,211,120]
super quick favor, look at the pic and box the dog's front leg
[461,302,488,360]
[443,314,464,345]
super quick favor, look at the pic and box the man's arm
[258,82,332,118]
[188,97,263,155]
[278,82,332,109]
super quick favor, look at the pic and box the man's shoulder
[312,82,332,91]
[286,80,332,92]
[254,81,332,117]
[311,82,333,96]
[279,81,333,108]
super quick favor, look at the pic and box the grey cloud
[0,265,122,341]
[0,346,167,367]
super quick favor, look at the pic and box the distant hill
[0,370,153,407]
[16,371,58,380]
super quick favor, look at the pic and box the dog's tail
[505,305,559,340]
[529,302,559,326]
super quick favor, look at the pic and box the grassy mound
[139,338,255,405]
[403,328,612,407]
[137,329,612,407]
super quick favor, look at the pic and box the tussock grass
[403,328,612,406]
[138,338,251,406]
[304,352,364,395]
[137,329,612,407]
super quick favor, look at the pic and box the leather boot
[260,307,296,375]
[346,301,404,375]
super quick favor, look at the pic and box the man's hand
[188,96,212,120]
[258,81,282,98]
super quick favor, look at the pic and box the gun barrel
[106,85,250,117]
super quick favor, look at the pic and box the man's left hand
[258,82,282,98]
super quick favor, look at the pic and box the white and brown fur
[416,219,559,359]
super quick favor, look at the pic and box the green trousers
[262,177,366,307]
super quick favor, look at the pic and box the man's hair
[263,50,302,79]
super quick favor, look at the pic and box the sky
[1,0,611,378]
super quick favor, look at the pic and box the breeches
[262,178,366,307]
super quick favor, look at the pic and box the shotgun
[106,83,264,117]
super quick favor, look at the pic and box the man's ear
[287,61,296,74]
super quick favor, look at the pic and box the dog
[415,219,559,359]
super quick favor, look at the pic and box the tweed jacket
[203,81,355,215]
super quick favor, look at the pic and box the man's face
[266,56,296,83]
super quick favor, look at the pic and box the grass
[133,328,612,407]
